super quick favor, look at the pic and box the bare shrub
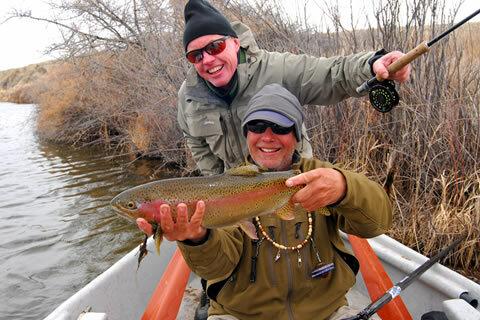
[23,0,188,166]
[35,61,92,141]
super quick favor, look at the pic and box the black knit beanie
[183,0,237,51]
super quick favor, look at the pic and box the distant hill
[0,62,54,103]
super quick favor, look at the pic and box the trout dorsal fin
[275,201,296,220]
[226,164,261,176]
[238,220,258,239]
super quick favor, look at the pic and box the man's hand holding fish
[136,200,208,243]
[286,167,347,212]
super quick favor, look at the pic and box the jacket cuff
[330,168,365,209]
[331,168,392,235]
[368,49,388,76]
[328,168,347,207]
[177,229,224,267]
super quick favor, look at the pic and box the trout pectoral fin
[275,201,296,220]
[137,234,149,270]
[153,224,163,255]
[225,165,260,176]
[238,220,258,239]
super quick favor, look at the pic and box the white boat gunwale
[44,234,480,320]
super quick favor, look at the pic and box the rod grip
[376,41,430,81]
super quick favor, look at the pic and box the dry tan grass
[0,83,35,104]
[0,62,53,104]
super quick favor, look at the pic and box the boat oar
[348,151,412,320]
[348,234,412,320]
[342,234,467,320]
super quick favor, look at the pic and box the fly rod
[358,8,480,113]
[341,234,469,320]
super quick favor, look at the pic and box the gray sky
[0,0,478,71]
[0,0,60,71]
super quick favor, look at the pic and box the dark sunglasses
[246,120,294,135]
[185,36,230,63]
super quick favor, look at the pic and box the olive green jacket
[178,157,392,320]
[177,22,375,175]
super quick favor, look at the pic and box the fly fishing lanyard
[254,212,335,278]
[255,212,313,266]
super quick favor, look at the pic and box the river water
[0,102,173,319]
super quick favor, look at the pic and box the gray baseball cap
[242,83,303,141]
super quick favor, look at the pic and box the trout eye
[126,201,137,210]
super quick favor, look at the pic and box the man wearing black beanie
[183,0,237,51]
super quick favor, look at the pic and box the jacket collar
[184,73,229,107]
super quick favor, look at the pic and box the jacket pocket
[185,110,223,137]
[185,110,230,160]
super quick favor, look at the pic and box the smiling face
[247,127,296,171]
[186,34,240,88]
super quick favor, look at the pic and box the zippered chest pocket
[185,110,236,165]
[185,111,223,137]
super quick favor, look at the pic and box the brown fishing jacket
[177,157,392,320]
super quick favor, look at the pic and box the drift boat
[44,234,480,320]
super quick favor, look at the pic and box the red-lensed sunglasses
[185,36,230,64]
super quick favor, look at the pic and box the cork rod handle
[376,42,430,81]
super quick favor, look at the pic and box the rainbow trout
[111,165,302,267]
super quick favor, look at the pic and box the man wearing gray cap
[138,84,391,320]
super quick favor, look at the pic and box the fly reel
[368,80,399,113]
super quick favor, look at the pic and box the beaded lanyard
[255,213,312,266]
[254,212,335,278]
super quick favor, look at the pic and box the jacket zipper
[219,115,236,165]
[225,109,245,164]
[281,220,295,320]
